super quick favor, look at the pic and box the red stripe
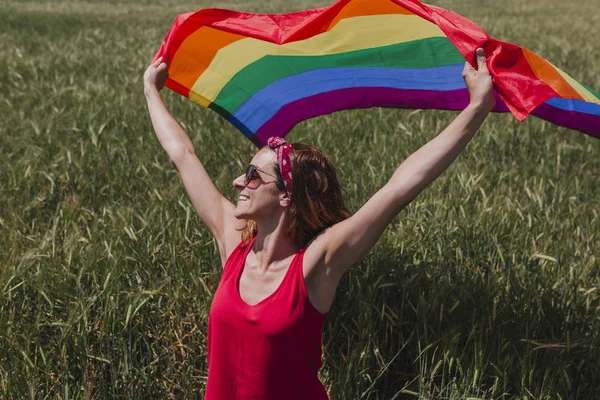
[165,78,192,99]
[154,12,198,97]
[154,2,351,47]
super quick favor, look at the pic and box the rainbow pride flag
[153,0,600,147]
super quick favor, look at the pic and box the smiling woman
[143,44,495,398]
[237,142,351,247]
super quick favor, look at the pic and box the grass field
[1,0,599,398]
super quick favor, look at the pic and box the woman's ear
[279,191,291,208]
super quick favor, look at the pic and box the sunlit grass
[0,0,599,398]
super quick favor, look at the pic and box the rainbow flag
[153,0,600,147]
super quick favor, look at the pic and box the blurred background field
[0,0,599,398]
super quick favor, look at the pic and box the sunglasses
[244,164,280,188]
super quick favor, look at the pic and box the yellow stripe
[190,14,445,102]
[189,91,211,108]
[552,64,600,104]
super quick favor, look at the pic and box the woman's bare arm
[144,58,243,265]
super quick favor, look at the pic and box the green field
[1,0,599,398]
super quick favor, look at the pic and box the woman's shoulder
[222,236,254,270]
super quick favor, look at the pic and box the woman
[143,48,494,399]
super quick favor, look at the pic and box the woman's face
[232,148,285,220]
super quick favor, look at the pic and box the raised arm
[143,58,243,265]
[306,48,495,282]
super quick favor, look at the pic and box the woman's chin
[234,205,252,220]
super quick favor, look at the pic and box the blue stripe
[544,96,600,117]
[227,115,255,139]
[232,65,466,134]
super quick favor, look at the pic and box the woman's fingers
[144,56,169,91]
[461,47,495,110]
[155,61,169,91]
[475,48,488,74]
[156,62,168,80]
[463,48,487,79]
[462,61,474,80]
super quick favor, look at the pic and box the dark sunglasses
[244,164,279,188]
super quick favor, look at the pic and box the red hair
[241,143,351,246]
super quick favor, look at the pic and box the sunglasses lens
[245,165,258,186]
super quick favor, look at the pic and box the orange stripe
[522,48,583,100]
[169,27,245,93]
[327,0,413,29]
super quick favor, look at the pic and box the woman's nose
[232,174,245,190]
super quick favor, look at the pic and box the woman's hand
[462,48,495,112]
[144,57,169,93]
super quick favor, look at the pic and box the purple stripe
[532,103,600,139]
[255,88,509,144]
[254,88,599,145]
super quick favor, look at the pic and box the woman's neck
[251,214,299,271]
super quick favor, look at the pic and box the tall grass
[0,0,599,398]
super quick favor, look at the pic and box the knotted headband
[267,137,292,199]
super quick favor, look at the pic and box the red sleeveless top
[205,237,329,400]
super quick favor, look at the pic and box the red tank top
[205,237,329,400]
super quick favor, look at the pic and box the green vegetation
[0,0,598,398]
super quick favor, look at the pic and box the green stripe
[214,37,463,114]
[580,82,600,101]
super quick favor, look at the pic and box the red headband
[267,137,293,199]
